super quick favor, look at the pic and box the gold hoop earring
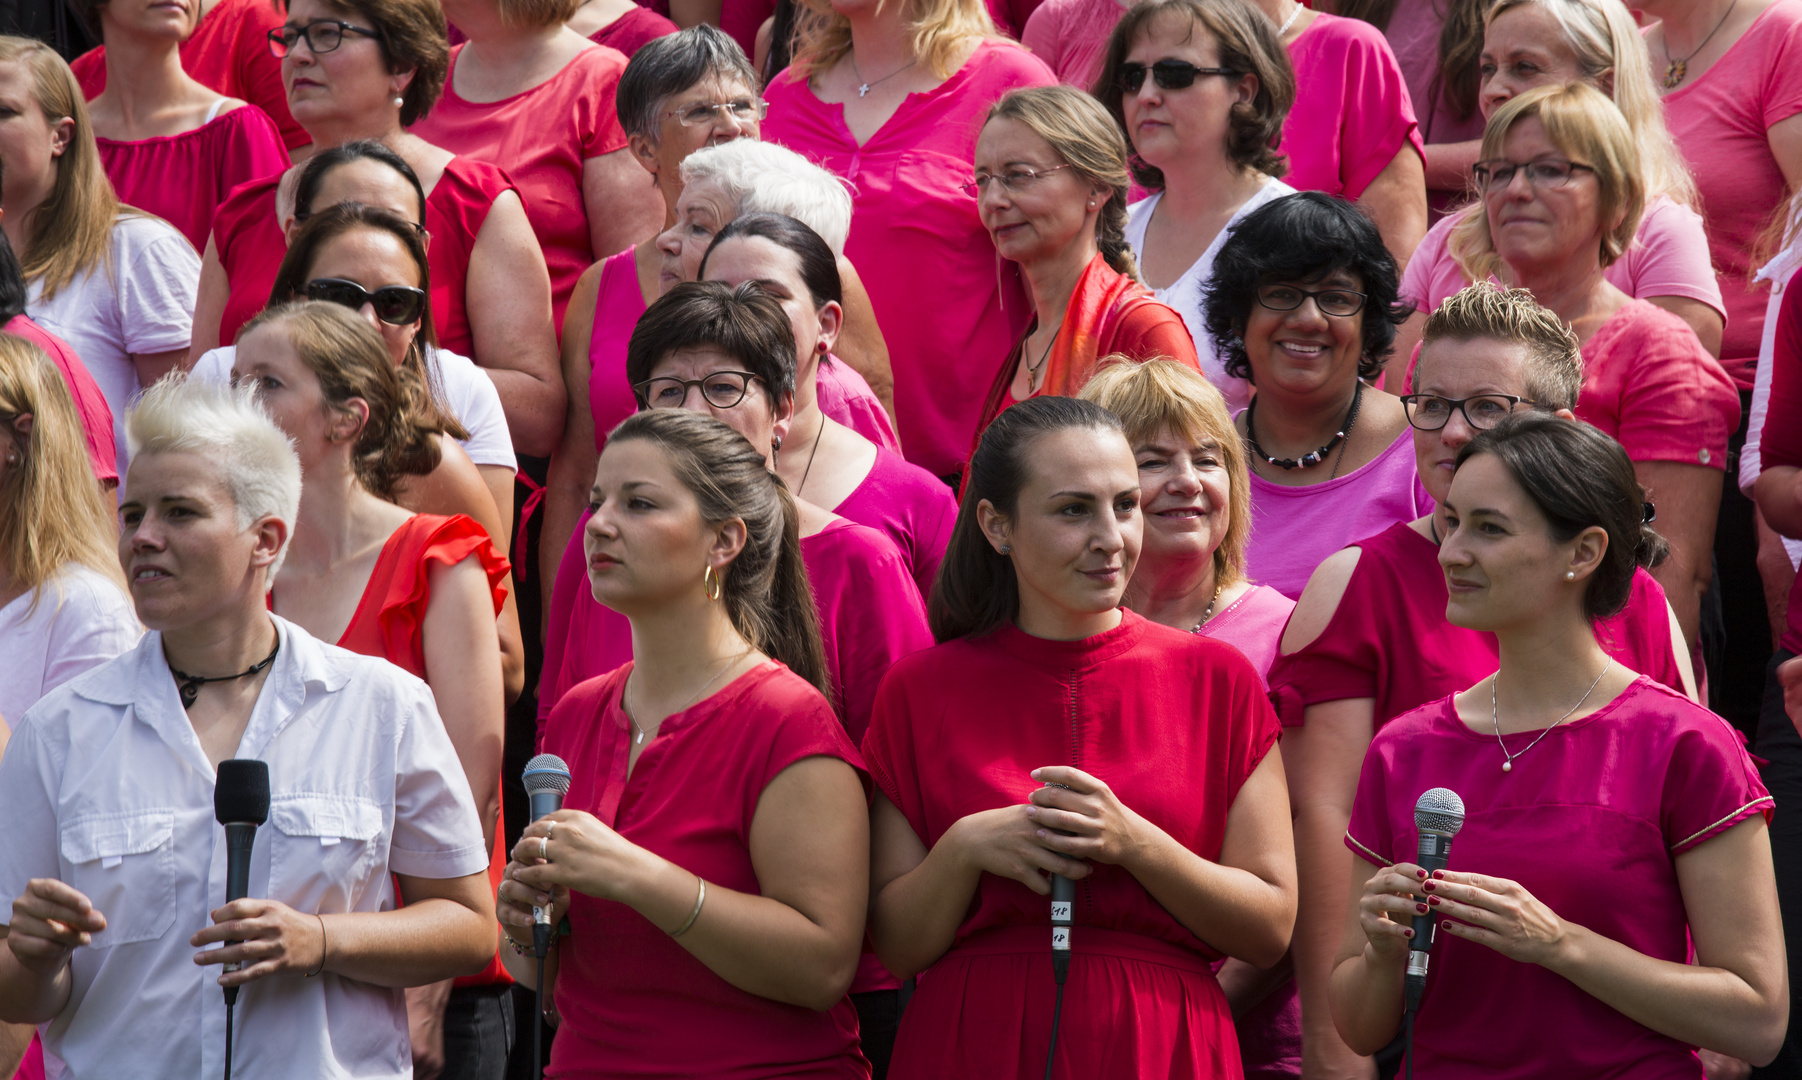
[704,564,722,601]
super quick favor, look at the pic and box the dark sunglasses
[305,278,426,325]
[1118,59,1241,93]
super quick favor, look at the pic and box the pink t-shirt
[98,104,288,253]
[1283,13,1424,200]
[1660,0,1802,386]
[6,315,117,485]
[1245,426,1435,600]
[762,40,1057,478]
[410,44,631,329]
[1400,196,1726,323]
[834,446,958,597]
[1020,0,1121,89]
[1198,583,1294,687]
[1577,300,1740,471]
[1346,678,1771,1078]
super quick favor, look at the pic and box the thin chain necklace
[1491,657,1612,772]
[1661,0,1739,89]
[1188,582,1225,634]
[1026,320,1061,394]
[794,418,825,501]
[850,54,917,98]
[168,635,280,709]
[1244,381,1362,472]
[624,651,750,745]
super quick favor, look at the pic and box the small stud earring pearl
[1565,571,1576,580]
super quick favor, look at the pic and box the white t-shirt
[0,615,488,1080]
[1124,175,1296,413]
[0,564,140,725]
[27,214,201,477]
[193,344,517,471]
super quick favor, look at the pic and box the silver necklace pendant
[858,83,871,97]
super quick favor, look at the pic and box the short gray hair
[679,140,853,255]
[126,375,302,579]
[616,24,760,140]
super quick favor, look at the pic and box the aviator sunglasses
[1117,59,1241,93]
[305,278,426,325]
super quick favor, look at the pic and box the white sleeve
[433,349,516,471]
[190,348,235,385]
[38,574,141,700]
[0,715,64,914]
[116,219,200,357]
[386,680,489,880]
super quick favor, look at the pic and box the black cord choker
[168,636,280,709]
[1244,381,1362,470]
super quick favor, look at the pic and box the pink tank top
[1198,583,1295,687]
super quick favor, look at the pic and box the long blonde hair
[0,334,125,613]
[787,0,1001,83]
[0,37,134,304]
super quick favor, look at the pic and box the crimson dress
[98,105,288,252]
[208,157,514,357]
[862,611,1281,1079]
[539,661,870,1079]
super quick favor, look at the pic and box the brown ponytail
[985,86,1140,279]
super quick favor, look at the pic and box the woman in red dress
[229,300,512,1078]
[499,408,871,1078]
[863,396,1297,1079]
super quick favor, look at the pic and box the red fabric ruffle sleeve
[336,513,510,679]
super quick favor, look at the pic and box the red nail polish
[1422,881,1436,892]
[1415,903,1428,914]
[1428,896,1441,907]
[1403,928,1414,938]
[1432,870,1445,879]
[1416,869,1427,879]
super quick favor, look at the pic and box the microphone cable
[535,955,546,1080]
[223,997,235,1080]
[1043,873,1074,1080]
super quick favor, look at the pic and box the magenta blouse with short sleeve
[1345,678,1771,1078]
[833,449,957,598]
[1282,14,1424,200]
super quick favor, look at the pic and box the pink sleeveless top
[98,103,288,252]
[1197,583,1295,687]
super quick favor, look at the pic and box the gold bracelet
[669,877,706,938]
[305,914,327,978]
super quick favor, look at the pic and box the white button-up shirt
[0,615,489,1080]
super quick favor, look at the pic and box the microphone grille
[523,754,572,796]
[1413,787,1466,837]
[215,759,271,825]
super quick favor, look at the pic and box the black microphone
[521,754,572,960]
[1404,787,1465,1013]
[214,759,270,1010]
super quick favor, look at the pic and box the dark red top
[5,315,116,484]
[98,104,288,252]
[71,0,309,151]
[589,4,679,55]
[862,611,1279,1079]
[1760,279,1802,652]
[1267,522,1688,729]
[209,157,513,357]
[328,513,513,987]
[540,662,870,1079]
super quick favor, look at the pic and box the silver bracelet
[669,877,706,938]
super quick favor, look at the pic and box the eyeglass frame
[659,98,768,128]
[961,163,1076,198]
[1254,283,1369,318]
[1399,393,1542,432]
[1117,59,1242,94]
[632,371,767,410]
[268,19,383,58]
[1470,157,1596,194]
[304,278,427,325]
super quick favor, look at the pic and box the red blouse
[209,157,513,358]
[98,104,288,253]
[539,661,870,1079]
[862,611,1281,1079]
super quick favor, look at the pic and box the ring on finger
[539,836,550,861]
[545,821,556,840]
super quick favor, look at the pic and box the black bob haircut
[626,280,797,407]
[1202,191,1413,384]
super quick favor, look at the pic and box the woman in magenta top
[863,396,1295,1079]
[411,0,664,328]
[571,0,678,57]
[761,0,1055,481]
[1272,282,1696,1077]
[1202,192,1428,601]
[191,0,563,455]
[1396,0,1725,361]
[1330,412,1786,1075]
[1452,83,1739,647]
[499,408,871,1079]
[1248,0,1425,264]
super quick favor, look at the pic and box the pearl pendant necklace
[1491,658,1612,772]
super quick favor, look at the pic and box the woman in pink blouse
[1330,412,1786,1075]
[760,0,1055,482]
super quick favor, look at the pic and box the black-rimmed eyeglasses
[1256,284,1367,318]
[634,371,764,410]
[1471,157,1594,193]
[305,278,426,325]
[1118,60,1240,93]
[268,20,381,58]
[1400,394,1540,432]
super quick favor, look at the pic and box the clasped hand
[1358,864,1569,968]
[953,766,1147,896]
[500,810,648,936]
[190,898,326,986]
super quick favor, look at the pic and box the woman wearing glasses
[1092,0,1295,414]
[1449,83,1737,648]
[967,86,1198,443]
[1272,282,1693,1076]
[1200,191,1429,601]
[190,0,564,458]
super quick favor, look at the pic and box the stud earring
[999,544,1011,555]
[1565,571,1576,580]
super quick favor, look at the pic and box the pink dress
[410,44,631,329]
[6,315,116,485]
[1661,0,1802,388]
[1282,13,1424,200]
[762,40,1057,479]
[1346,678,1771,1077]
[588,5,677,55]
[833,448,957,598]
[98,104,288,253]
[539,662,869,1079]
[1266,521,1689,729]
[1197,584,1294,687]
[1577,300,1740,471]
[1244,427,1435,600]
[1020,0,1120,87]
[1400,196,1725,322]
